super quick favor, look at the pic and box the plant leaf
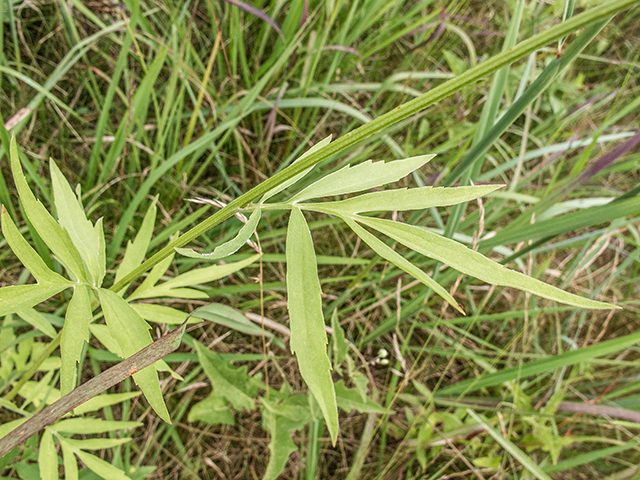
[128,254,259,300]
[310,184,503,213]
[50,159,104,285]
[334,380,394,414]
[97,288,170,423]
[16,309,57,339]
[114,199,157,290]
[59,437,131,451]
[73,450,132,480]
[286,207,338,444]
[61,441,78,480]
[342,216,464,314]
[60,285,92,395]
[187,394,235,426]
[9,135,88,282]
[53,418,141,434]
[0,284,72,317]
[192,303,282,347]
[193,340,260,411]
[132,304,191,325]
[261,135,332,203]
[466,410,553,480]
[1,206,69,285]
[358,216,617,310]
[261,396,310,480]
[290,154,435,203]
[176,208,261,260]
[129,252,174,299]
[38,429,57,480]
[73,392,141,415]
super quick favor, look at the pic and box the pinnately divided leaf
[1,206,70,285]
[357,216,617,310]
[309,184,503,214]
[50,159,105,286]
[16,308,57,339]
[97,288,170,422]
[194,340,261,411]
[290,154,435,203]
[261,396,310,480]
[286,207,339,444]
[39,429,57,480]
[341,216,465,314]
[0,284,72,317]
[176,208,261,260]
[9,135,88,282]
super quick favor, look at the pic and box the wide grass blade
[437,326,640,396]
[481,194,640,249]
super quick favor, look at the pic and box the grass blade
[466,409,552,480]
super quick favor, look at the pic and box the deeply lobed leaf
[290,154,435,203]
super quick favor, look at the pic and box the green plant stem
[109,0,638,294]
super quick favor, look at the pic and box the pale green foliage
[286,207,339,445]
[10,137,88,282]
[33,417,144,480]
[334,381,393,414]
[50,160,105,286]
[16,309,56,339]
[60,285,91,395]
[38,429,57,480]
[290,154,435,203]
[330,310,348,372]
[176,208,261,260]
[97,289,170,422]
[260,135,332,203]
[113,199,157,291]
[193,340,262,412]
[127,254,258,300]
[2,136,259,434]
[355,216,614,309]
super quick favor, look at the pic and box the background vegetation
[1,0,640,479]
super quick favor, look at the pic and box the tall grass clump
[1,0,640,478]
